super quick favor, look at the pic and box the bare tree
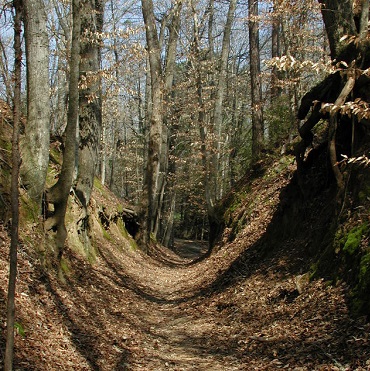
[75,0,103,208]
[4,1,22,368]
[248,0,264,161]
[190,0,237,245]
[74,0,103,247]
[141,0,164,244]
[46,0,81,257]
[21,0,50,208]
[318,0,357,60]
[141,0,182,245]
[270,0,281,102]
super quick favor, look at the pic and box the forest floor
[1,225,369,371]
[0,161,370,370]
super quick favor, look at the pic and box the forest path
[3,158,369,369]
[92,237,246,370]
[89,228,370,371]
[5,223,370,371]
[173,238,209,259]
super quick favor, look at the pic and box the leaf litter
[0,159,369,370]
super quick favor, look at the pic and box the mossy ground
[317,164,370,317]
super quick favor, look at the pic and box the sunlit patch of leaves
[320,97,370,122]
[341,154,370,167]
[264,55,333,74]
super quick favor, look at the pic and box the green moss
[60,257,70,275]
[3,140,12,152]
[350,297,364,315]
[102,227,112,241]
[351,251,370,315]
[49,146,62,165]
[14,322,26,337]
[94,177,104,192]
[117,218,129,239]
[46,164,59,188]
[150,232,157,243]
[343,223,369,255]
[347,243,370,316]
[129,237,138,250]
[273,156,295,175]
[226,189,248,216]
[1,164,11,180]
[20,194,41,225]
[359,251,370,286]
[87,250,97,264]
[122,223,138,250]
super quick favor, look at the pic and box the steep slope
[0,147,369,370]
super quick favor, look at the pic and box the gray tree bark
[46,0,80,256]
[4,2,21,369]
[75,0,103,209]
[141,0,182,245]
[141,0,163,244]
[212,0,237,198]
[21,0,50,208]
[190,0,236,246]
[249,0,264,162]
[271,0,281,102]
[156,0,182,243]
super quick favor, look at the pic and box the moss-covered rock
[332,219,370,316]
[351,250,370,315]
[342,223,369,255]
[359,251,370,285]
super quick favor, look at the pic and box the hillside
[0,135,370,369]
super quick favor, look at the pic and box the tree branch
[328,74,356,190]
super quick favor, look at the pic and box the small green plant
[14,322,25,337]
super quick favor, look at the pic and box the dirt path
[118,241,244,370]
[173,239,208,259]
[1,158,370,370]
[88,233,370,371]
[1,217,370,370]
[93,238,245,370]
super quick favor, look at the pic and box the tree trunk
[4,3,21,369]
[191,1,215,222]
[141,0,163,244]
[100,123,106,185]
[141,0,182,244]
[157,0,182,243]
[328,75,355,191]
[75,0,103,209]
[0,39,13,107]
[21,0,50,208]
[271,0,281,102]
[46,0,80,256]
[249,0,264,162]
[318,0,357,60]
[213,0,236,197]
[161,191,176,247]
[190,0,237,247]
